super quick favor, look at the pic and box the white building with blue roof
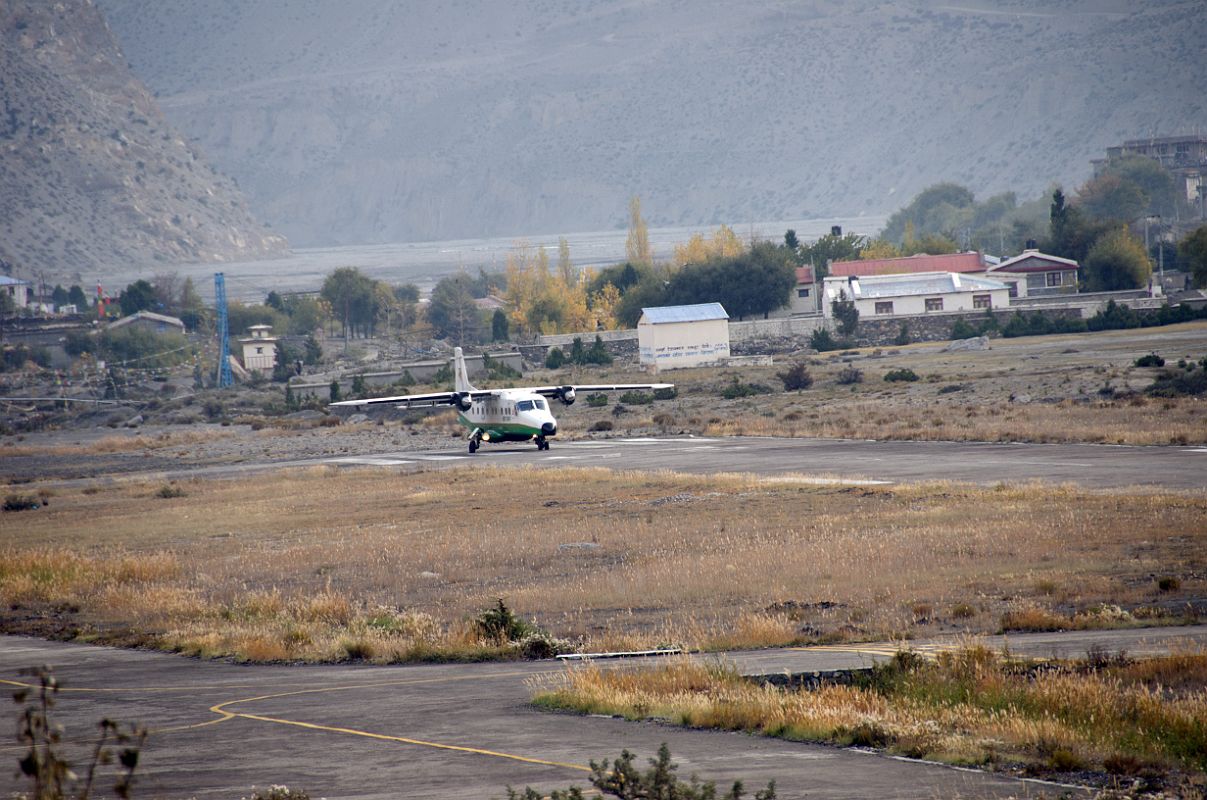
[1,275,31,309]
[637,303,730,371]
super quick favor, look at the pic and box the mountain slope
[0,0,287,280]
[98,0,1207,247]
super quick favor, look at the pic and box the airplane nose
[541,421,557,437]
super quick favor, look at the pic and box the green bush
[64,330,97,357]
[589,419,614,432]
[1147,365,1207,397]
[1134,352,1165,368]
[653,386,678,401]
[810,328,842,352]
[585,392,608,407]
[619,390,654,405]
[100,327,190,368]
[720,377,774,399]
[950,319,979,340]
[893,322,911,346]
[884,368,919,383]
[474,598,535,644]
[545,347,566,369]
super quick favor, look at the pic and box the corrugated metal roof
[830,252,986,277]
[844,272,1007,299]
[0,275,29,286]
[640,303,729,324]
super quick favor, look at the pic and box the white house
[822,272,1011,320]
[638,303,730,371]
[1,276,31,309]
[240,324,278,375]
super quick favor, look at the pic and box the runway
[320,435,1207,489]
[3,626,1204,799]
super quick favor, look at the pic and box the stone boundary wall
[853,308,1082,347]
[537,329,638,347]
[728,315,827,342]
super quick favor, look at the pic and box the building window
[255,347,263,354]
[797,288,810,298]
[925,298,943,312]
[973,294,992,310]
[874,301,894,315]
[1046,272,1062,287]
[1006,282,1018,298]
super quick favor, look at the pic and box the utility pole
[214,273,233,388]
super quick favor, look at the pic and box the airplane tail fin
[453,347,477,393]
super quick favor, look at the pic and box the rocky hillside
[99,0,1207,248]
[0,0,287,281]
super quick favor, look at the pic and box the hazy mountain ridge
[0,0,287,281]
[99,0,1207,248]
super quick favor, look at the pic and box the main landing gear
[468,429,482,454]
[535,436,550,451]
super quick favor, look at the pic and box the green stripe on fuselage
[457,413,542,441]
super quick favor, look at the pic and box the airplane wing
[329,389,498,409]
[530,382,674,398]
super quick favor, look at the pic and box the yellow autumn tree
[860,238,903,260]
[673,224,746,268]
[589,282,622,331]
[625,196,651,265]
[504,240,591,336]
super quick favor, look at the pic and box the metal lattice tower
[214,272,233,388]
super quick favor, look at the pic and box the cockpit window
[516,400,534,411]
[534,398,546,410]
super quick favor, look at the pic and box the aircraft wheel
[468,439,478,454]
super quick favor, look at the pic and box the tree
[557,237,575,286]
[51,285,69,308]
[151,272,182,314]
[1096,154,1180,218]
[662,241,795,321]
[118,279,156,316]
[625,196,651,265]
[491,308,510,342]
[1178,225,1207,288]
[179,277,206,330]
[67,285,88,309]
[1084,227,1151,291]
[1045,187,1112,264]
[673,225,745,267]
[321,267,376,338]
[881,182,977,243]
[859,238,902,260]
[428,271,484,344]
[303,334,323,365]
[1078,173,1147,222]
[393,283,420,303]
[801,232,865,276]
[831,289,859,336]
[784,229,800,250]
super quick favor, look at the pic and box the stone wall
[852,308,1082,347]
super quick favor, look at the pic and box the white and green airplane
[330,347,673,453]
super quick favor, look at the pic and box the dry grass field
[533,647,1207,793]
[1,466,1203,663]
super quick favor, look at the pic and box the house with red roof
[828,251,988,278]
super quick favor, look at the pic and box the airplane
[330,347,673,453]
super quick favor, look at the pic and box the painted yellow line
[223,708,591,773]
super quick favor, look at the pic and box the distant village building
[985,250,1079,298]
[829,252,988,279]
[822,272,1011,320]
[789,266,820,314]
[240,324,278,375]
[1,275,32,309]
[638,303,730,371]
[1092,135,1207,211]
[105,310,186,335]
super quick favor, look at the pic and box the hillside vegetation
[0,0,287,278]
[98,0,1207,247]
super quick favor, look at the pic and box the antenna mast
[214,272,233,388]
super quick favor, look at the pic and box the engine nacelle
[453,392,473,411]
[558,386,576,406]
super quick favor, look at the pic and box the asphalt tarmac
[321,435,1207,489]
[2,626,1204,799]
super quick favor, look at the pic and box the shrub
[775,362,813,391]
[810,328,841,352]
[950,319,978,340]
[156,483,187,499]
[883,368,919,383]
[3,493,40,512]
[1134,352,1165,368]
[203,399,224,419]
[937,383,966,394]
[1157,576,1181,592]
[619,390,654,405]
[589,420,614,432]
[720,377,773,399]
[64,330,97,357]
[545,347,566,369]
[836,365,863,385]
[1147,366,1207,397]
[892,322,911,346]
[351,374,367,397]
[585,392,608,407]
[474,598,535,644]
[508,743,776,800]
[653,386,678,401]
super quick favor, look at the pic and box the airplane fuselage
[458,389,559,445]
